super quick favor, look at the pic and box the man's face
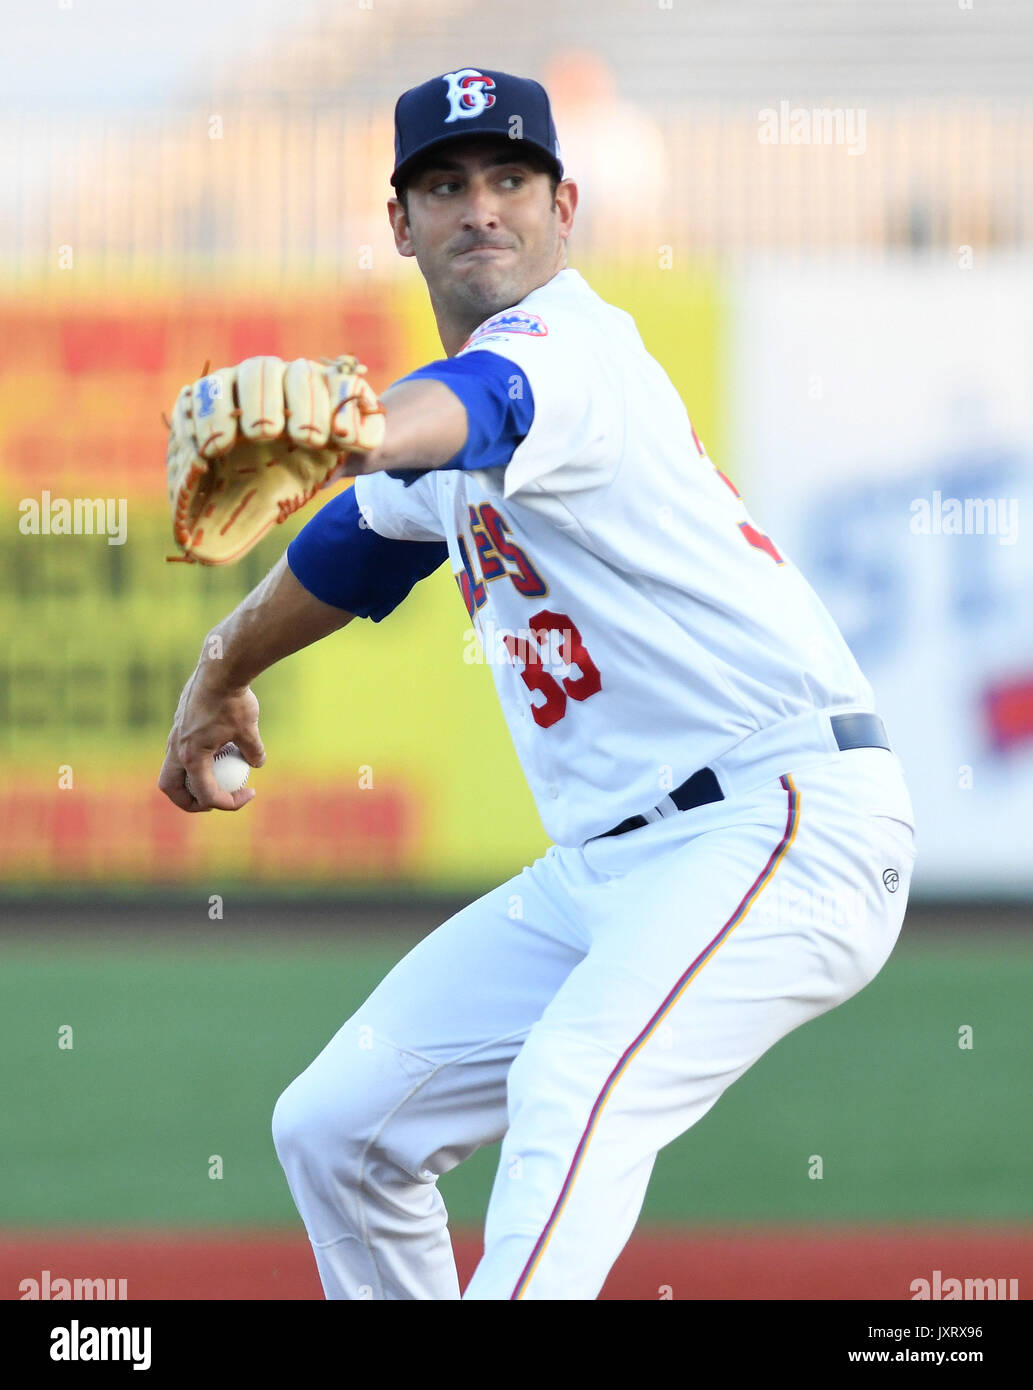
[388,137,577,330]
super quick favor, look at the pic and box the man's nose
[459,180,501,228]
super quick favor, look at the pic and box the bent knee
[271,1031,431,1172]
[271,1072,324,1163]
[271,1063,373,1165]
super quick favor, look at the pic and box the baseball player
[159,68,917,1300]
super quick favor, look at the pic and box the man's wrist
[341,446,390,478]
[196,631,251,697]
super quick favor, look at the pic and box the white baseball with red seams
[272,266,917,1301]
[184,742,250,796]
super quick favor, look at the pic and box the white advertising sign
[729,257,1033,895]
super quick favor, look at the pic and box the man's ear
[388,196,415,258]
[554,179,578,243]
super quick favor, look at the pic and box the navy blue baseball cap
[391,67,563,191]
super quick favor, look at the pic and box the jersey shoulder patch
[461,309,548,351]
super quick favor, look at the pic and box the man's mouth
[454,246,514,259]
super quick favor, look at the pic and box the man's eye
[429,180,461,195]
[501,174,524,188]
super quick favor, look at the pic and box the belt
[594,712,891,840]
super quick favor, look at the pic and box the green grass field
[2,928,1030,1228]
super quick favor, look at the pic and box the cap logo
[442,69,496,123]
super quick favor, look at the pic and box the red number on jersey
[502,609,602,728]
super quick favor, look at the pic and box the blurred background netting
[1,0,1031,1298]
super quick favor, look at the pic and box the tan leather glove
[166,354,385,565]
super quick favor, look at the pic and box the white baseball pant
[272,729,916,1300]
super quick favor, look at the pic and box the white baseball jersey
[355,267,876,846]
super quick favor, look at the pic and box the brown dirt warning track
[3,1227,1031,1300]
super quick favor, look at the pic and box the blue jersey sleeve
[385,351,534,486]
[286,485,448,621]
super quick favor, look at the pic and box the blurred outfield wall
[4,256,1033,898]
[0,265,722,891]
[3,2,1031,899]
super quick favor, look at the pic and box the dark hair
[397,149,559,219]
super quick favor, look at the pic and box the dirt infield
[4,1227,1030,1300]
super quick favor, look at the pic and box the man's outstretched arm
[343,377,469,477]
[158,556,356,813]
[160,470,450,813]
[340,354,532,480]
[159,354,523,812]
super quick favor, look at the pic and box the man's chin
[454,270,523,319]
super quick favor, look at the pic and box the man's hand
[159,667,266,813]
[159,556,353,813]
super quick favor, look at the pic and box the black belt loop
[669,766,723,812]
[593,712,890,841]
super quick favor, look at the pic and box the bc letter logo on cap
[443,69,497,123]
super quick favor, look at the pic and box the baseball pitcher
[159,68,917,1300]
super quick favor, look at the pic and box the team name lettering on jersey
[455,504,547,617]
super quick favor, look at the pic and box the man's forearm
[199,555,355,691]
[344,377,468,477]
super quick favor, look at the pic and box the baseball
[184,742,251,797]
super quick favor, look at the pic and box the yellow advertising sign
[0,266,721,887]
